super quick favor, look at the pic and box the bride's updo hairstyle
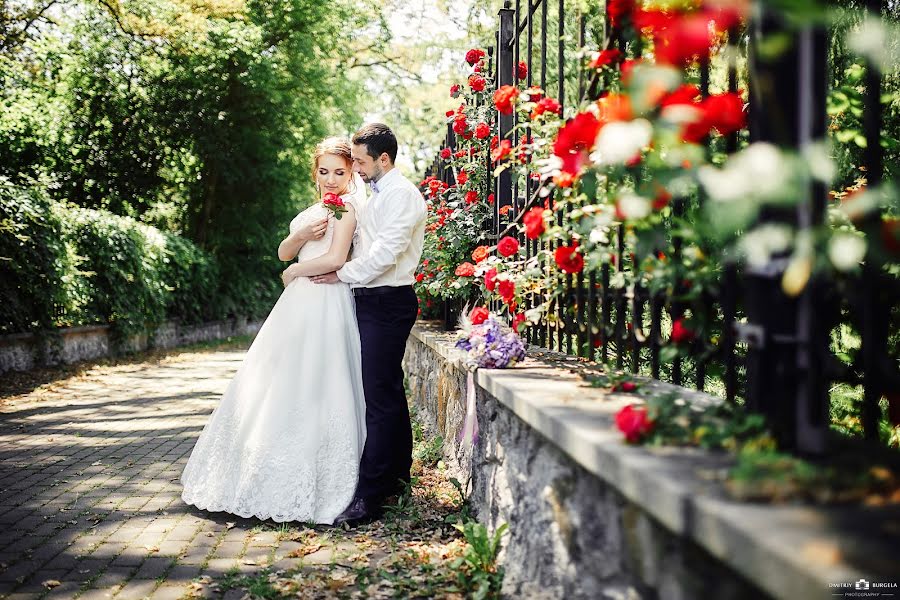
[312,136,353,185]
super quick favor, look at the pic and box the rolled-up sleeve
[337,187,424,285]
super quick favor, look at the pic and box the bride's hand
[281,264,300,287]
[294,217,328,241]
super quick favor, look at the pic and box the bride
[180,137,368,524]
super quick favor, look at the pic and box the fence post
[746,8,828,453]
[495,1,515,237]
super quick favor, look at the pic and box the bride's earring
[315,182,321,196]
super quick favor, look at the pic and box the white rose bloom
[828,233,867,272]
[589,225,610,245]
[617,193,651,220]
[590,119,653,165]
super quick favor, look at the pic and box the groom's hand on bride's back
[311,272,340,285]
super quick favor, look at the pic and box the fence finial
[503,0,511,8]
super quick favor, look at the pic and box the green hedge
[0,178,250,340]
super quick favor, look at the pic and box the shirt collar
[372,168,401,194]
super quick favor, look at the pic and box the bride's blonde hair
[312,137,355,195]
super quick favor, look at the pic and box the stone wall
[404,324,900,600]
[0,317,263,375]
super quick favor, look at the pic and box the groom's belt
[352,285,413,297]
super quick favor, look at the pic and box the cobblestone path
[0,340,469,600]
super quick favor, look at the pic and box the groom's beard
[363,164,385,184]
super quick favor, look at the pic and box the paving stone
[114,577,157,599]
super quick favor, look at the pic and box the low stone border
[404,322,900,600]
[0,317,263,375]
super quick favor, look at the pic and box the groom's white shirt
[336,167,427,288]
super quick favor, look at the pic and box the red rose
[415,272,425,282]
[653,12,716,67]
[465,48,486,65]
[440,147,452,160]
[455,262,476,277]
[497,236,520,257]
[468,74,487,92]
[445,109,455,117]
[517,61,528,81]
[450,84,461,97]
[484,267,498,291]
[671,318,695,344]
[512,312,526,332]
[454,150,466,158]
[554,244,585,273]
[497,279,516,303]
[488,193,495,204]
[618,381,637,393]
[523,207,546,239]
[553,112,603,176]
[465,190,479,205]
[452,118,468,135]
[589,49,623,69]
[493,85,520,115]
[660,84,701,108]
[475,122,491,139]
[615,405,654,443]
[607,0,635,29]
[703,92,746,136]
[470,306,490,325]
[472,245,490,262]
[491,139,513,163]
[531,96,562,120]
[457,170,468,185]
[653,187,672,210]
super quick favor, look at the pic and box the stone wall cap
[411,323,900,600]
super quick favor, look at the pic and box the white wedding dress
[181,189,367,524]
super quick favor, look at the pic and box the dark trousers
[353,285,418,503]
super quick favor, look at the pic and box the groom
[311,123,427,526]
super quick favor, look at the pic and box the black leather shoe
[333,497,382,527]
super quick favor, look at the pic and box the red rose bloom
[491,139,513,163]
[589,49,623,69]
[607,0,635,29]
[671,318,695,344]
[450,84,461,97]
[554,244,585,273]
[456,170,468,185]
[703,92,746,136]
[465,190,479,205]
[652,12,716,67]
[465,48,486,65]
[452,118,468,135]
[497,236,520,257]
[470,306,490,325]
[472,245,490,263]
[484,267,498,291]
[615,405,654,443]
[517,60,528,81]
[553,112,603,176]
[454,150,466,158]
[523,207,546,239]
[475,122,491,139]
[531,96,562,119]
[455,262,476,277]
[445,109,455,117]
[493,85,520,115]
[512,312,526,332]
[440,147,452,160]
[660,84,701,108]
[497,279,516,303]
[468,74,487,92]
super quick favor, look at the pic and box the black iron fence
[425,0,898,455]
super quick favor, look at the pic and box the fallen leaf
[42,580,61,589]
